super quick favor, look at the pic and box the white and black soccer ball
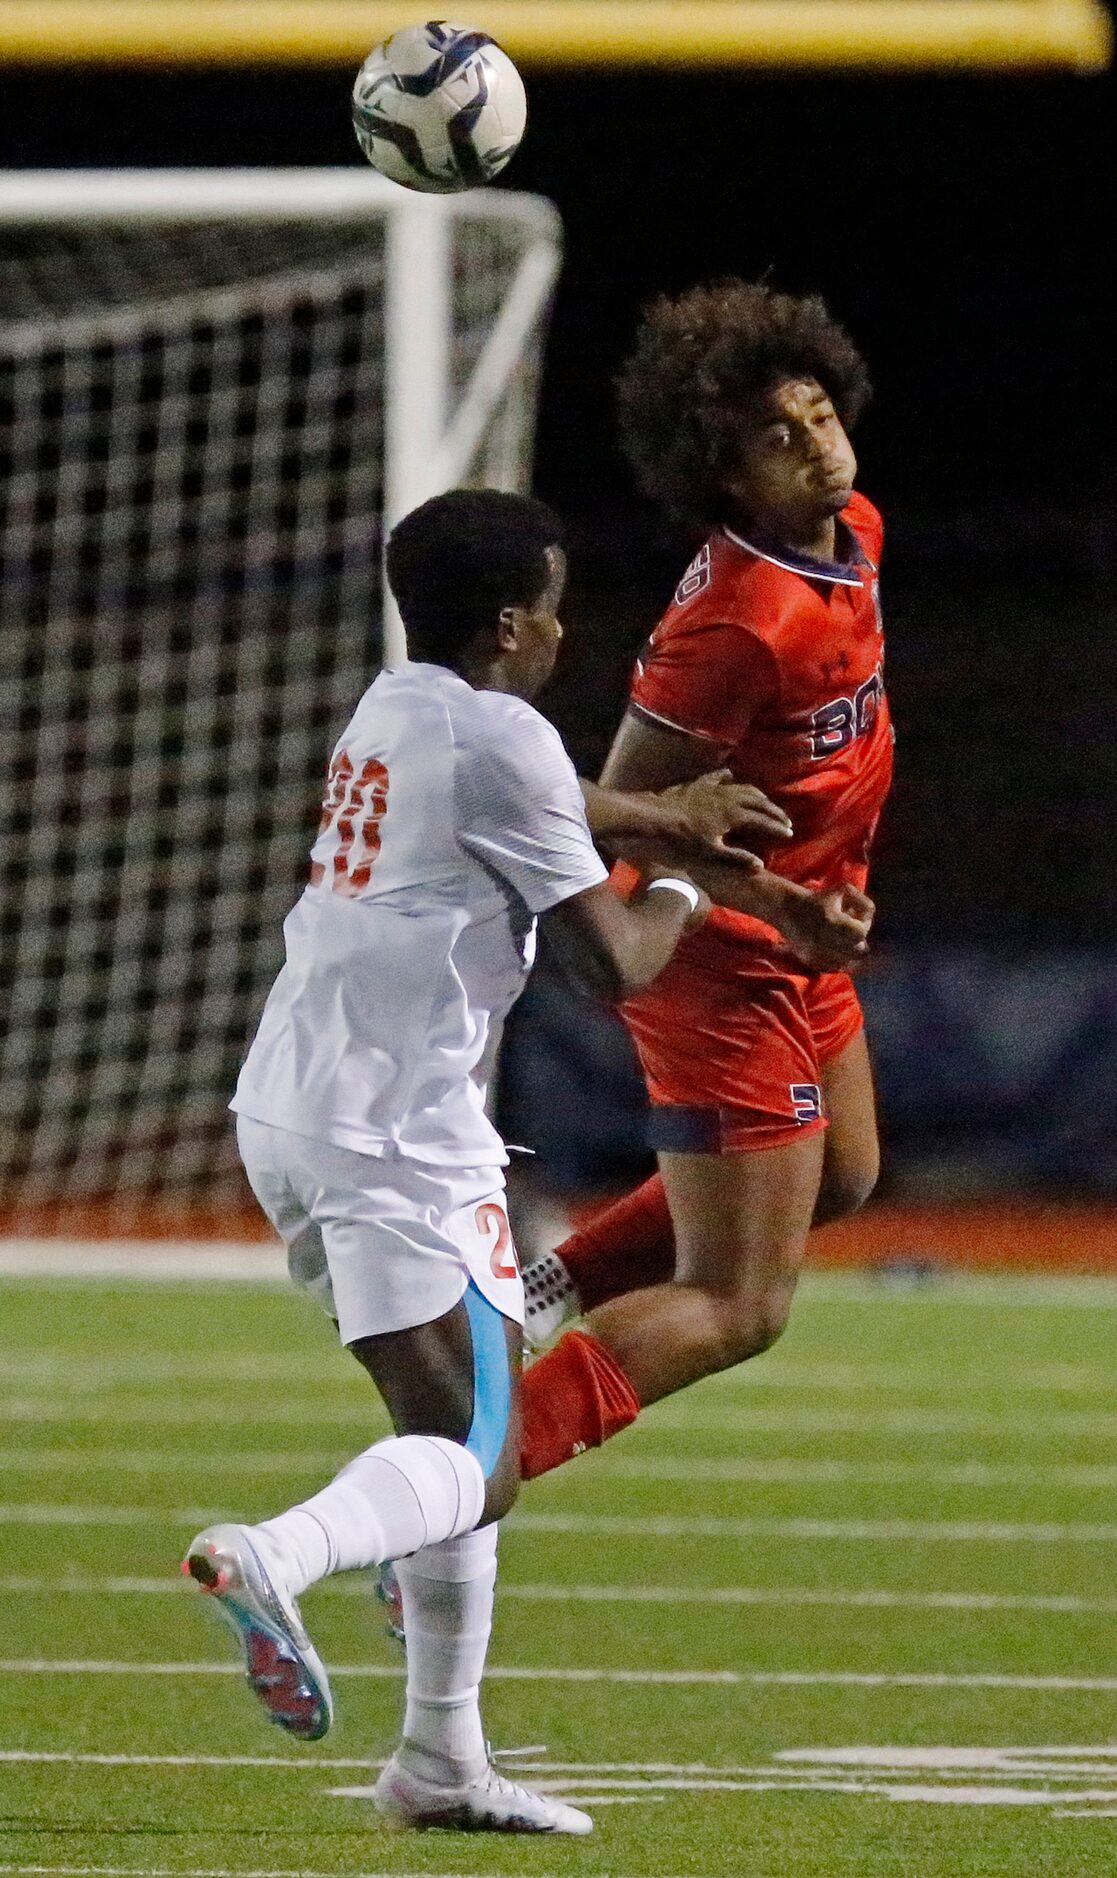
[352,21,528,194]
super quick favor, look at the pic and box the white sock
[397,1524,499,1781]
[255,1434,485,1597]
[522,1248,580,1350]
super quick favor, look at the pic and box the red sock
[520,1330,641,1480]
[557,1175,675,1312]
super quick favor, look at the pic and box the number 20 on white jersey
[309,748,390,897]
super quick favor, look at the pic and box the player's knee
[478,1449,520,1524]
[708,1283,794,1367]
[743,1287,794,1357]
[815,1149,879,1225]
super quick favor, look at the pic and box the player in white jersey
[182,490,786,1836]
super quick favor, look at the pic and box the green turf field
[2,1263,1116,1877]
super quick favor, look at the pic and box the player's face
[504,544,566,699]
[727,378,857,539]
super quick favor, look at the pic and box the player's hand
[654,770,793,871]
[770,880,875,971]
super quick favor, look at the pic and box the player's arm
[539,870,710,1004]
[580,770,791,874]
[456,702,710,1001]
[600,711,872,968]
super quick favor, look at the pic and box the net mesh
[0,203,551,1231]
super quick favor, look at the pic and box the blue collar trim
[723,519,871,587]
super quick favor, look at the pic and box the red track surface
[2,1199,1115,1272]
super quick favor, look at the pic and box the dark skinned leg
[348,1299,522,1524]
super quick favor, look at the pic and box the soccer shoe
[182,1522,334,1741]
[375,1560,405,1645]
[521,1248,580,1351]
[374,1746,593,1835]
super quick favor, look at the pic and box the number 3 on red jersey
[310,749,390,895]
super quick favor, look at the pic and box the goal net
[0,170,561,1234]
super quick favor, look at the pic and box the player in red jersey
[517,280,890,1473]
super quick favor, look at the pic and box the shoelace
[476,1755,557,1810]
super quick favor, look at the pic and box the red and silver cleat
[182,1523,333,1741]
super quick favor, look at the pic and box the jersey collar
[722,517,871,587]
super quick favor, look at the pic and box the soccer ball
[352,21,528,194]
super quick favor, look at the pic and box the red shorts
[621,930,864,1155]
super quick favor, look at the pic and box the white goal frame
[0,167,563,662]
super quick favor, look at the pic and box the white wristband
[645,876,700,914]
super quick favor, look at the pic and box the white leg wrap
[257,1435,485,1594]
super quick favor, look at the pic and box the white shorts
[235,1114,525,1343]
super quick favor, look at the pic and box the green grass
[2,1267,1117,1876]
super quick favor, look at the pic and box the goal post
[0,168,561,1233]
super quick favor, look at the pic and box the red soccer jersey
[630,491,893,947]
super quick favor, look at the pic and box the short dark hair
[616,279,873,524]
[385,488,564,664]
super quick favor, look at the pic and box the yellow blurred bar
[0,1,1109,72]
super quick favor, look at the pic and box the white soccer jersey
[231,662,608,1166]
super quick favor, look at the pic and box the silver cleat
[182,1522,334,1741]
[374,1744,593,1834]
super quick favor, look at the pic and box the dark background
[1,59,1110,946]
[3,54,1113,1200]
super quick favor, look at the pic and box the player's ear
[496,604,520,652]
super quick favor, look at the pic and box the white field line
[6,1447,1117,1491]
[578,1456,1117,1488]
[778,1274,1117,1309]
[0,1449,355,1476]
[9,1749,1117,1788]
[0,1504,224,1527]
[7,1502,1117,1543]
[5,1574,1114,1616]
[328,1772,1117,1799]
[534,1795,667,1805]
[6,1346,1117,1399]
[0,1869,673,1878]
[9,1750,1117,1820]
[0,1244,287,1281]
[9,1749,1117,1777]
[512,1511,1117,1543]
[0,1869,527,1878]
[7,1748,1117,1822]
[328,1776,808,1802]
[4,1659,1117,1691]
[11,1395,1117,1438]
[446,1581,1117,1615]
[706,1364,1117,1397]
[4,1249,1117,1308]
[6,1502,1117,1544]
[0,1400,389,1429]
[0,1751,377,1770]
[642,1405,1117,1437]
[0,1357,366,1389]
[514,1509,1117,1539]
[4,1352,1117,1396]
[767,1747,1117,1814]
[779,1746,1117,1768]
